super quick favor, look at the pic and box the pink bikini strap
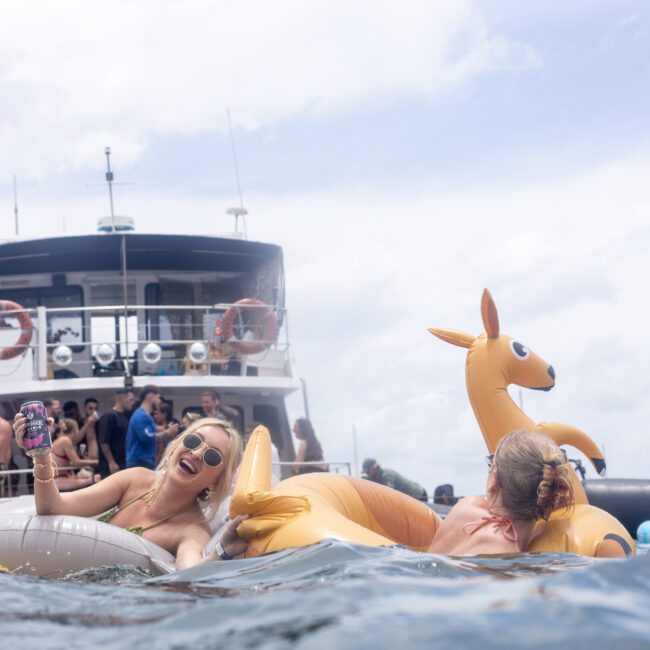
[462,514,518,542]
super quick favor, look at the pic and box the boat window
[90,313,138,359]
[89,283,136,306]
[0,285,83,351]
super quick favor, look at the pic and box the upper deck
[0,232,299,404]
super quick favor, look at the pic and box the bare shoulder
[460,495,488,508]
[446,495,487,517]
[117,467,157,492]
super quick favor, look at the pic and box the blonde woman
[13,415,247,569]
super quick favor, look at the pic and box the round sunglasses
[182,432,224,468]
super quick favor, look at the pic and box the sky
[0,0,649,494]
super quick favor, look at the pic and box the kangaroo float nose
[547,366,556,381]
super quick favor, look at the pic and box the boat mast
[105,147,117,232]
[226,108,248,237]
[102,147,132,385]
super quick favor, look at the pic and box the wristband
[214,539,232,560]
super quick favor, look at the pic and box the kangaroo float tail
[230,426,311,542]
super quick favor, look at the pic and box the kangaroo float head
[428,289,606,482]
[430,289,555,397]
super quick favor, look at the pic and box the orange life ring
[0,300,33,361]
[221,299,278,355]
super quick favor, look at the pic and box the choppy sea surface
[2,541,649,650]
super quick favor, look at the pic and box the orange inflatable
[230,426,441,557]
[429,289,634,556]
[0,300,32,360]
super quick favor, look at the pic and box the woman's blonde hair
[156,417,243,518]
[58,418,79,437]
[493,429,574,521]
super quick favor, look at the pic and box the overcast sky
[1,1,649,494]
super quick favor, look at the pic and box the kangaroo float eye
[510,340,529,360]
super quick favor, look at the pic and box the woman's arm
[175,515,250,570]
[34,453,134,516]
[15,411,135,517]
[57,437,98,468]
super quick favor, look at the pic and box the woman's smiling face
[172,424,230,489]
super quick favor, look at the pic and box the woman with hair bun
[428,429,574,554]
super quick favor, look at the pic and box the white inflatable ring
[0,513,175,577]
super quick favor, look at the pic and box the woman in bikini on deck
[13,415,247,569]
[428,429,574,555]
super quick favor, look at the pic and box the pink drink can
[20,400,52,457]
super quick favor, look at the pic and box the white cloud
[3,149,648,494]
[0,0,539,180]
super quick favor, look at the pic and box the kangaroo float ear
[481,288,500,339]
[428,328,475,349]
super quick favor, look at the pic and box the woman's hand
[220,514,250,558]
[13,413,55,449]
[13,413,26,448]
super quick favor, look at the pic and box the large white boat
[0,215,302,492]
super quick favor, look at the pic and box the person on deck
[362,458,428,501]
[126,385,179,470]
[292,418,327,474]
[74,397,100,461]
[50,418,98,489]
[97,389,134,479]
[201,391,239,425]
[0,416,16,495]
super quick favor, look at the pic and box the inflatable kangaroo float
[228,288,633,558]
[428,289,633,556]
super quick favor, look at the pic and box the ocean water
[2,541,649,650]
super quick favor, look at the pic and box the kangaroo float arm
[536,421,607,477]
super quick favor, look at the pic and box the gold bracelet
[32,461,56,484]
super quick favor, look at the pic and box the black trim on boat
[0,234,281,276]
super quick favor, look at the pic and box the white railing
[273,461,352,476]
[0,302,290,383]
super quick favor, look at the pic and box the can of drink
[20,400,52,457]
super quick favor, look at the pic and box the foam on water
[1,541,649,650]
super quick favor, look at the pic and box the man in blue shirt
[126,385,178,469]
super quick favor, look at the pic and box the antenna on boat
[90,147,135,233]
[225,107,248,238]
[13,175,19,236]
[93,147,133,384]
[105,147,116,230]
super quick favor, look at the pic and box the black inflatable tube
[583,479,650,538]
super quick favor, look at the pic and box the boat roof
[0,233,282,276]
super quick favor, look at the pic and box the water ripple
[0,541,648,649]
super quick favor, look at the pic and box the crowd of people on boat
[0,386,332,497]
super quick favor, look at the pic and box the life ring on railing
[0,300,33,361]
[222,299,278,355]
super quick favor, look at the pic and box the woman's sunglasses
[182,432,224,468]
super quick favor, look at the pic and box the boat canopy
[0,233,281,276]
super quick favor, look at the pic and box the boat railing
[0,466,79,497]
[0,303,291,384]
[272,461,352,476]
